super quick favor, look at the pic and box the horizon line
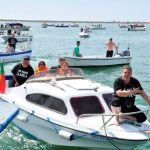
[0,18,149,24]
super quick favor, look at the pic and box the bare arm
[116,87,142,97]
[140,90,150,105]
[12,74,19,86]
[113,43,118,50]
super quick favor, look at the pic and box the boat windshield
[26,68,84,83]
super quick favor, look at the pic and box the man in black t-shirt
[111,65,150,126]
[11,55,34,87]
[7,33,18,50]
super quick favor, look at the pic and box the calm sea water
[0,22,150,150]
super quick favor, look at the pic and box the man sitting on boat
[111,65,150,126]
[106,38,118,57]
[73,41,82,57]
[6,33,18,52]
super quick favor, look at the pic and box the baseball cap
[23,55,30,60]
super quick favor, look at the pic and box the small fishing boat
[55,23,69,28]
[42,23,54,28]
[118,24,128,28]
[0,68,150,150]
[128,24,146,31]
[78,31,90,38]
[92,24,106,30]
[64,51,132,67]
[1,34,33,42]
[0,49,32,63]
[70,23,79,27]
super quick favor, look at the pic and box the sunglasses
[24,58,30,60]
[39,63,45,66]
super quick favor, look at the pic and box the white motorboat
[0,68,150,150]
[1,33,33,42]
[64,51,132,67]
[128,24,146,31]
[78,31,90,38]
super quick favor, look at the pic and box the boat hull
[64,56,132,67]
[0,50,32,63]
[11,108,148,150]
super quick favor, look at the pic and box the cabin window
[26,93,67,114]
[70,96,104,116]
[102,93,113,110]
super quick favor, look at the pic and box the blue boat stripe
[0,50,32,57]
[0,108,19,133]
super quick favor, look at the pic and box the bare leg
[111,106,121,126]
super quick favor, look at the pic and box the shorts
[111,97,147,123]
[106,50,113,57]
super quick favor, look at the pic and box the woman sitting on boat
[35,61,48,74]
[57,62,72,75]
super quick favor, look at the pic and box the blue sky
[0,0,149,21]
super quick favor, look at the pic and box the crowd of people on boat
[11,56,71,87]
[73,38,118,58]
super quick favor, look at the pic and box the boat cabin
[24,68,113,117]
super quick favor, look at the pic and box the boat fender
[16,115,27,122]
[58,130,74,141]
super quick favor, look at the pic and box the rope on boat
[101,114,121,150]
[47,117,99,141]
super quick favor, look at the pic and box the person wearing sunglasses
[11,55,34,87]
[35,61,48,74]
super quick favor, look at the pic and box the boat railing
[76,108,150,128]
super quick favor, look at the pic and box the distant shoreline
[0,19,149,24]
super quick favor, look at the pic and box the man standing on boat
[111,65,150,126]
[73,41,82,57]
[6,33,18,51]
[106,38,118,57]
[11,55,34,87]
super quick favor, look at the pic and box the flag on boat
[0,63,6,93]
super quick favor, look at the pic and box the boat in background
[1,33,33,42]
[55,23,69,28]
[69,23,79,27]
[0,68,150,150]
[42,22,54,28]
[128,24,146,31]
[118,24,128,28]
[92,24,106,30]
[78,31,90,38]
[64,50,132,67]
[0,23,30,31]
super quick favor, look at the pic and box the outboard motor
[122,50,130,56]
